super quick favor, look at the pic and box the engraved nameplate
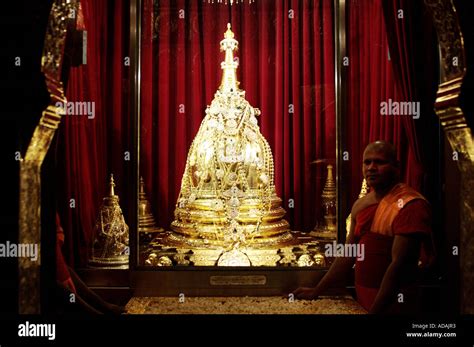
[210,275,267,286]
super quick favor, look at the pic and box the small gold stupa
[139,177,164,242]
[163,24,296,259]
[89,174,129,268]
[311,164,337,238]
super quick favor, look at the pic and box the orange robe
[353,183,432,312]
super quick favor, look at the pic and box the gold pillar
[424,0,473,313]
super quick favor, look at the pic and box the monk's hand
[292,287,319,300]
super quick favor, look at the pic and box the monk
[293,141,434,313]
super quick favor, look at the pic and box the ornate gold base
[89,256,129,269]
[140,231,332,267]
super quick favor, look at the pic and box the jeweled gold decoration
[157,256,173,266]
[19,0,78,314]
[297,254,315,267]
[217,249,252,266]
[160,24,295,266]
[313,253,326,267]
[206,0,255,5]
[89,175,129,268]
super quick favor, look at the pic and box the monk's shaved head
[362,141,400,190]
[364,141,398,166]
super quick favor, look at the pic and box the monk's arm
[292,216,357,300]
[369,234,419,313]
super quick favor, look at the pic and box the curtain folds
[346,0,402,204]
[345,0,437,207]
[382,0,439,195]
[57,0,130,267]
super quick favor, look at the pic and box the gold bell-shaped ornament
[89,174,129,268]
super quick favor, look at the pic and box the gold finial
[109,174,116,197]
[219,23,240,93]
[224,23,234,39]
[139,176,145,195]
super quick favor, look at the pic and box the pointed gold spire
[138,176,164,237]
[109,173,116,197]
[219,23,240,93]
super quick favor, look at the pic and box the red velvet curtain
[56,0,130,267]
[56,0,439,266]
[141,0,336,233]
[345,0,427,207]
[382,0,438,195]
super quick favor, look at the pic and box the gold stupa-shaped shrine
[145,24,324,266]
[168,23,295,251]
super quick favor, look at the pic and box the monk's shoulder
[351,193,376,219]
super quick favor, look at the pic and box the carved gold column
[424,0,473,313]
[18,0,77,314]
